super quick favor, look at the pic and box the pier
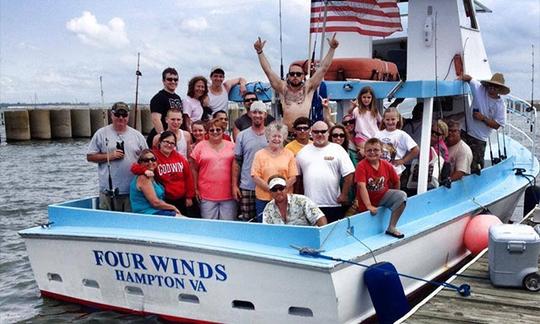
[400,211,540,324]
[0,103,246,141]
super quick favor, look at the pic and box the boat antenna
[99,76,104,108]
[134,52,142,131]
[531,44,535,111]
[279,0,284,80]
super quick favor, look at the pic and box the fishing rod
[105,138,117,211]
[134,52,142,131]
[99,76,104,108]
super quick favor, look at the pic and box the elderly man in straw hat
[460,73,510,171]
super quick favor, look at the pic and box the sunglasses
[208,128,223,133]
[270,185,286,193]
[312,129,328,135]
[331,133,346,138]
[162,140,176,146]
[244,98,257,103]
[295,126,310,132]
[113,111,128,118]
[289,72,304,77]
[166,77,179,82]
[141,157,157,163]
[431,130,443,136]
[343,119,355,126]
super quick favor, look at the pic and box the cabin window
[232,300,255,310]
[288,306,314,317]
[125,286,144,296]
[82,279,99,288]
[463,0,478,29]
[47,273,62,282]
[178,294,199,304]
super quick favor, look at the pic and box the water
[0,115,538,323]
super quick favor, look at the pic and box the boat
[19,1,539,323]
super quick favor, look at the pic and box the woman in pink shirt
[190,118,236,220]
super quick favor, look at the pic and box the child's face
[360,93,372,108]
[383,111,399,130]
[364,142,382,163]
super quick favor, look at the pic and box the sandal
[385,230,405,239]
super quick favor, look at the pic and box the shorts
[379,189,407,211]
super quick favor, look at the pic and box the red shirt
[130,149,195,200]
[355,159,399,211]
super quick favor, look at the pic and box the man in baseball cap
[460,73,510,171]
[261,175,328,226]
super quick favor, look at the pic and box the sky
[1,0,539,104]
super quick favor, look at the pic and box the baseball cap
[268,177,287,190]
[111,102,129,112]
[250,101,267,113]
[210,66,225,76]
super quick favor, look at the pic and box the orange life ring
[293,58,400,81]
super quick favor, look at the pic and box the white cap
[250,101,267,112]
[268,177,286,190]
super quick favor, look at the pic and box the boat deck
[401,212,540,324]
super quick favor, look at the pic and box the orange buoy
[463,214,502,254]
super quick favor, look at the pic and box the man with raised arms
[253,34,339,130]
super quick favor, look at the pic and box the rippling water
[0,139,160,323]
[0,113,538,323]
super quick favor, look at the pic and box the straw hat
[480,73,510,95]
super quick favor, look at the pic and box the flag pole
[318,0,329,65]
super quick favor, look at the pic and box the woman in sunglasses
[130,149,181,217]
[190,118,237,220]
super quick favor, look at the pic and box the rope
[295,247,471,296]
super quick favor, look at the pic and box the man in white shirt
[460,73,509,171]
[296,121,355,223]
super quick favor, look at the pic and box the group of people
[86,34,510,240]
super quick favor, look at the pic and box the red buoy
[464,214,502,254]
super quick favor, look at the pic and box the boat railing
[503,94,537,168]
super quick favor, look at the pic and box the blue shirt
[130,176,166,214]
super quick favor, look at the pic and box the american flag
[310,0,403,37]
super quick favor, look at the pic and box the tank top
[130,176,166,214]
[176,130,188,157]
[208,84,229,114]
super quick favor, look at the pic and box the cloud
[179,17,209,33]
[66,11,129,49]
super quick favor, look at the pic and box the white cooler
[488,224,540,290]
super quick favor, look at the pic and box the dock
[400,209,540,323]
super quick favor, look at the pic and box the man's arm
[232,158,242,201]
[357,182,378,215]
[223,77,247,95]
[337,173,353,204]
[87,150,123,163]
[306,33,339,91]
[254,37,284,93]
[151,112,165,134]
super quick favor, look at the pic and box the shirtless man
[254,34,339,129]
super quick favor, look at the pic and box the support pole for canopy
[417,98,434,194]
